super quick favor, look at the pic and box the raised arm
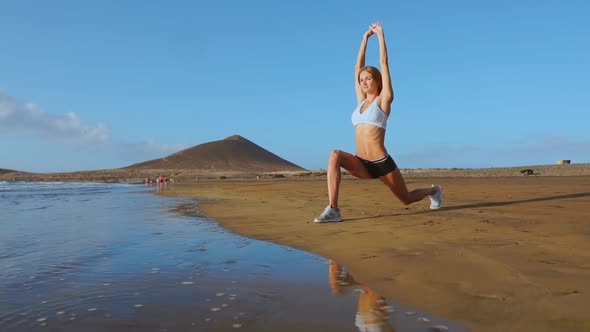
[370,23,394,110]
[354,30,373,103]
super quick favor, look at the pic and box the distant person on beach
[314,22,443,223]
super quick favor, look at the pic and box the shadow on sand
[345,192,590,221]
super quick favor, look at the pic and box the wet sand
[162,175,590,332]
[1,182,468,332]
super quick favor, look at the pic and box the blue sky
[1,0,588,172]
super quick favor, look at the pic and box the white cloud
[116,138,190,164]
[0,91,110,145]
[396,144,483,168]
[143,138,189,155]
[396,134,590,168]
[510,134,590,155]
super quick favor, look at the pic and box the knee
[399,198,412,206]
[328,150,342,164]
[395,193,412,205]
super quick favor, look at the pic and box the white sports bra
[351,98,388,129]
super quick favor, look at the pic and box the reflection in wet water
[328,260,459,332]
[329,260,396,332]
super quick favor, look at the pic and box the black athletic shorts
[356,154,398,179]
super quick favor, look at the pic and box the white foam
[381,305,394,313]
[0,181,132,192]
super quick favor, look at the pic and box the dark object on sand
[557,160,571,165]
[520,169,534,176]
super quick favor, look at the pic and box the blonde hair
[358,66,383,94]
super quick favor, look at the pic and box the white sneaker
[429,185,443,209]
[314,205,342,223]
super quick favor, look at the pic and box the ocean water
[0,182,468,331]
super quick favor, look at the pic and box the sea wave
[0,181,135,192]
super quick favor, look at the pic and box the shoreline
[2,163,590,183]
[160,175,590,332]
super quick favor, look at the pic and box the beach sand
[162,174,590,332]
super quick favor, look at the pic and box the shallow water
[0,182,468,331]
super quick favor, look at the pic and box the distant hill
[0,168,16,175]
[124,135,306,172]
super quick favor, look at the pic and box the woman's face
[359,71,378,94]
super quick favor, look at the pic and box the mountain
[0,168,16,175]
[124,135,306,172]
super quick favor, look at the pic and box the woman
[314,22,442,223]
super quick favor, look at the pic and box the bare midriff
[354,124,387,160]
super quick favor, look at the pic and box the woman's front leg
[327,150,343,208]
[327,150,374,208]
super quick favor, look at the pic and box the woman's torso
[352,97,390,160]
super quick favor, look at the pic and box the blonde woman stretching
[314,22,443,223]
